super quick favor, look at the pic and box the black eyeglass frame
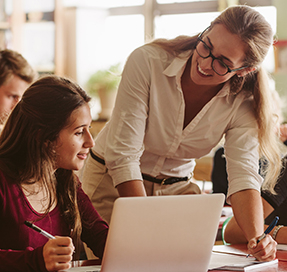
[196,27,248,76]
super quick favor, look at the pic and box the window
[154,12,219,38]
[95,14,144,70]
[81,1,276,74]
[63,0,276,119]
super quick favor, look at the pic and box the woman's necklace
[21,182,56,214]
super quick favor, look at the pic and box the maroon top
[0,170,108,272]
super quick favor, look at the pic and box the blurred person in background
[0,49,37,127]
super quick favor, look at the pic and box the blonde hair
[150,5,282,192]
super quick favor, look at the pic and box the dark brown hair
[0,75,91,257]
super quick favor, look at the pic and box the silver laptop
[101,194,225,272]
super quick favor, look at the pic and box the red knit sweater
[0,170,108,272]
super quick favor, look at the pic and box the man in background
[0,49,37,126]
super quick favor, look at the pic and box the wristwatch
[272,225,283,240]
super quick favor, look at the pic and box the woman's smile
[197,63,211,77]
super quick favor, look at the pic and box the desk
[73,245,287,271]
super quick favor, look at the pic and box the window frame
[108,0,273,42]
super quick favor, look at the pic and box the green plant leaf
[86,63,122,97]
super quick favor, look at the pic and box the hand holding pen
[246,216,279,258]
[25,221,75,271]
[24,221,56,240]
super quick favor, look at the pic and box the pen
[24,220,55,240]
[246,216,279,258]
[257,216,279,243]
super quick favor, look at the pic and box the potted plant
[86,64,121,121]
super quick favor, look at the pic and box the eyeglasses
[196,28,248,76]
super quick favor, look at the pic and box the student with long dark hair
[0,75,108,271]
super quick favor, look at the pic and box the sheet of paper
[209,252,256,270]
[221,206,233,217]
[208,252,278,271]
[277,244,287,251]
[59,265,101,272]
[212,245,247,256]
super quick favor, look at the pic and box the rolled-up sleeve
[225,97,263,202]
[104,47,151,186]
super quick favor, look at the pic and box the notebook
[209,253,278,271]
[100,193,225,272]
[65,265,101,271]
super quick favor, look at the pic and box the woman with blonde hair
[82,5,281,261]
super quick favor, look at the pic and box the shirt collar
[217,82,230,97]
[163,50,192,78]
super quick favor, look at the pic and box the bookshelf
[0,0,65,76]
